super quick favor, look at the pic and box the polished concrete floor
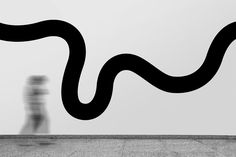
[0,135,236,157]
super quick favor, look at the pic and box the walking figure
[20,76,49,134]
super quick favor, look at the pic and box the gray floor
[0,135,236,157]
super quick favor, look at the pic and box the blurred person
[20,75,49,134]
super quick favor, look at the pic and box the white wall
[0,0,235,134]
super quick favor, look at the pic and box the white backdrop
[0,0,236,134]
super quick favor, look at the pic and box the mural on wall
[1,20,235,121]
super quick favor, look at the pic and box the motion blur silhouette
[20,76,49,134]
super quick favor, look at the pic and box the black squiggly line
[0,20,235,120]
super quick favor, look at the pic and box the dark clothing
[31,114,43,131]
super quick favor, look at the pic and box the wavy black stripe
[0,20,235,120]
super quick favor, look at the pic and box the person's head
[29,75,48,85]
